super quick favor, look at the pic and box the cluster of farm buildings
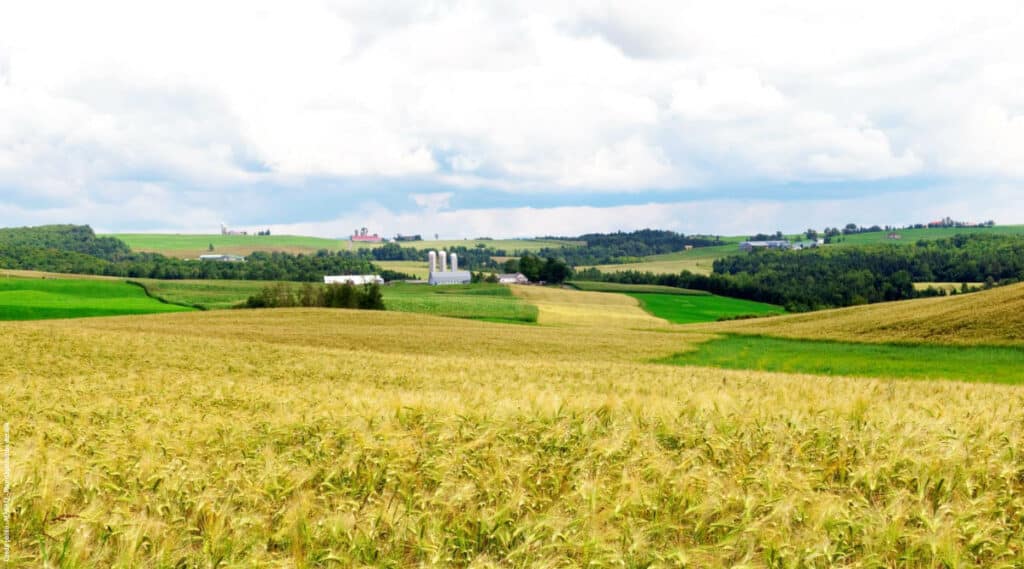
[323,249,528,287]
[738,239,824,252]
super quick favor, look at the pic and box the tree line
[244,282,385,310]
[577,234,1024,311]
[0,225,414,282]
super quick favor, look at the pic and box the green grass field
[134,278,270,309]
[108,233,582,258]
[382,283,538,324]
[0,276,193,320]
[831,224,1024,246]
[566,281,710,295]
[630,293,784,324]
[664,334,1024,384]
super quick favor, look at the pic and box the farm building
[790,239,824,250]
[427,250,471,285]
[324,275,384,285]
[199,254,245,262]
[738,240,791,252]
[351,227,382,243]
[498,273,529,284]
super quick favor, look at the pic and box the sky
[1,1,1023,238]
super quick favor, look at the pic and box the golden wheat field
[2,286,1024,567]
[706,281,1024,346]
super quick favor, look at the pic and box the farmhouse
[427,250,471,285]
[498,273,529,285]
[351,227,382,243]
[199,254,245,262]
[324,275,384,285]
[738,240,791,252]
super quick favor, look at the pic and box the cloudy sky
[1,1,1023,238]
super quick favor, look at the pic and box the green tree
[518,254,542,282]
[359,283,385,310]
[540,257,571,284]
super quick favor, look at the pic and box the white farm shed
[498,273,529,284]
[428,271,472,285]
[324,275,384,285]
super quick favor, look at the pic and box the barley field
[704,281,1024,346]
[3,285,1024,566]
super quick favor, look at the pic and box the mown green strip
[629,293,784,324]
[660,334,1024,384]
[382,283,538,324]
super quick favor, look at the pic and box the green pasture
[830,225,1024,246]
[0,276,193,320]
[630,293,784,324]
[134,278,270,310]
[664,334,1024,384]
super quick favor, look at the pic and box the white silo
[450,252,458,272]
[439,250,447,272]
[428,251,437,273]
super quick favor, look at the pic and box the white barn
[323,275,384,285]
[498,273,528,284]
[199,254,245,262]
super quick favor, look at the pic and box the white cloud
[671,69,787,122]
[410,192,453,211]
[0,1,1023,229]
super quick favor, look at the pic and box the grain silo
[427,249,471,285]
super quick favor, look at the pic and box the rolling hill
[107,233,582,258]
[700,281,1024,346]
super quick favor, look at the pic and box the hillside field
[3,285,1024,566]
[579,243,736,276]
[831,224,1024,246]
[108,233,581,258]
[0,275,192,320]
[703,280,1024,346]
